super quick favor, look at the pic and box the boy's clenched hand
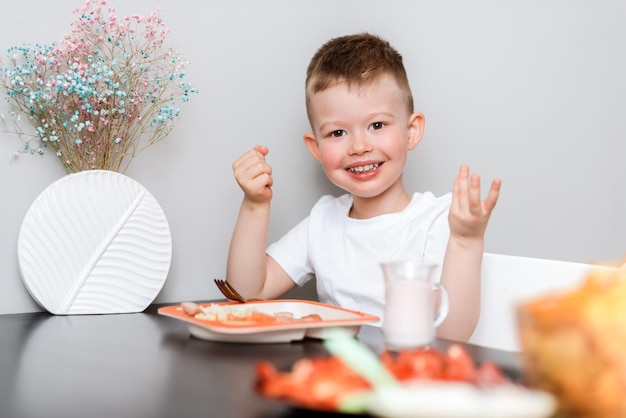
[232,145,273,205]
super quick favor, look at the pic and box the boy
[226,33,501,342]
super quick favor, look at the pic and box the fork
[213,279,264,303]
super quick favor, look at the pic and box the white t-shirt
[266,192,452,321]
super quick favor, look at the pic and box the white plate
[158,300,379,343]
[367,382,556,418]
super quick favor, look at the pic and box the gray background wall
[1,0,624,315]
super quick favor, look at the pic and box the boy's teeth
[349,163,379,173]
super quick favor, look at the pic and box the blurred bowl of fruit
[517,263,626,418]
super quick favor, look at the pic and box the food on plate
[181,301,203,316]
[518,264,626,418]
[179,301,322,325]
[256,344,510,411]
[258,355,371,411]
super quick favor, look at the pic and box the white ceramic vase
[17,170,172,314]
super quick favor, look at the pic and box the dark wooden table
[0,303,522,418]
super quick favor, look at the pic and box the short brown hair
[305,33,414,121]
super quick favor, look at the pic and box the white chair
[467,252,617,352]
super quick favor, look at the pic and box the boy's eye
[330,130,345,138]
[371,122,385,130]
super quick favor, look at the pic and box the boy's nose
[348,132,373,155]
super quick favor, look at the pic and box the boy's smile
[303,74,424,217]
[346,162,380,175]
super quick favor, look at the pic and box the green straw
[323,327,402,413]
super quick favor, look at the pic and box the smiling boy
[226,33,501,342]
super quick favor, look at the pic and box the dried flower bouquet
[0,0,197,173]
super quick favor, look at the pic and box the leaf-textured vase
[17,170,172,314]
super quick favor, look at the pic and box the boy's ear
[303,132,322,162]
[407,112,425,151]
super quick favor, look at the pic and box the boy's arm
[437,235,485,342]
[226,146,295,299]
[437,165,501,342]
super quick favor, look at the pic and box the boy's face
[304,74,424,202]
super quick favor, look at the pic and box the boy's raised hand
[232,145,273,204]
[448,165,501,241]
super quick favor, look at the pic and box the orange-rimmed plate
[158,300,379,343]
